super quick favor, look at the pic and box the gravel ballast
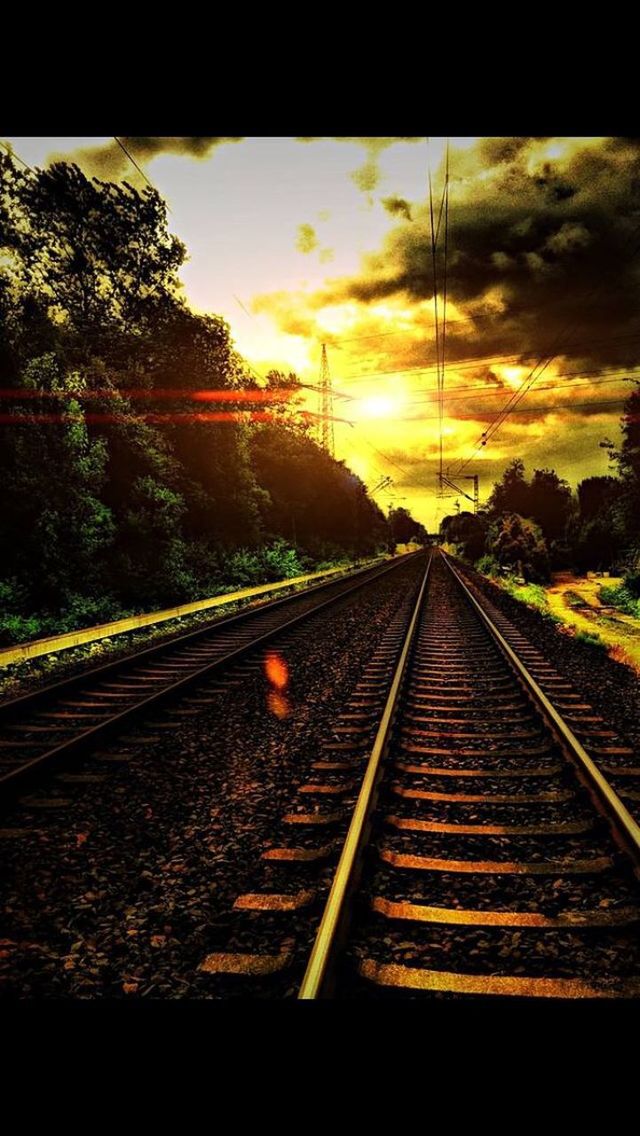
[0,558,423,999]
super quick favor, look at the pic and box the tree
[486,459,530,518]
[388,506,429,547]
[527,468,574,544]
[577,476,622,522]
[485,460,574,568]
[0,151,394,641]
[569,476,624,572]
[251,425,389,559]
[609,386,640,551]
[0,355,114,621]
[487,513,549,582]
[439,511,487,560]
[0,155,186,354]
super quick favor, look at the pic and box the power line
[0,141,33,171]
[378,395,629,423]
[450,214,640,475]
[113,137,159,196]
[400,372,637,407]
[335,331,640,387]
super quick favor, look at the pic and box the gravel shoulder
[0,559,422,999]
[459,560,640,753]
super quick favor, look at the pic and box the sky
[5,135,638,530]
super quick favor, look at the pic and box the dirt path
[545,573,640,672]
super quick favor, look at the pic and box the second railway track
[0,554,420,798]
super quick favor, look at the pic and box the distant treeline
[440,397,640,591]
[0,156,427,644]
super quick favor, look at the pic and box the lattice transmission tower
[318,342,335,457]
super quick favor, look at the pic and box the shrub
[624,570,640,598]
[575,629,607,651]
[475,554,500,577]
[600,583,640,618]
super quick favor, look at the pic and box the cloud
[56,137,243,180]
[260,138,640,371]
[382,195,413,221]
[295,137,423,198]
[296,223,319,254]
[351,153,380,193]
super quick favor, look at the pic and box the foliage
[600,582,640,618]
[440,511,487,561]
[475,554,501,577]
[0,153,391,642]
[388,507,430,548]
[485,459,573,568]
[574,629,607,651]
[487,513,550,582]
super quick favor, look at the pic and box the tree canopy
[0,155,394,643]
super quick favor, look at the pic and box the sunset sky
[6,136,639,529]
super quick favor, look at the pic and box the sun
[357,394,402,419]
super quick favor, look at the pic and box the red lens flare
[264,651,289,691]
[264,651,291,718]
[267,691,291,720]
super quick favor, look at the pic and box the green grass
[600,583,640,618]
[502,579,553,615]
[574,628,607,651]
[564,590,588,608]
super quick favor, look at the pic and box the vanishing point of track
[201,549,640,1000]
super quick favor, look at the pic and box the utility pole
[463,474,479,514]
[319,343,335,457]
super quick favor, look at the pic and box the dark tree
[388,506,429,547]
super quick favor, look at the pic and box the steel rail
[0,555,415,724]
[298,547,640,999]
[0,553,424,799]
[442,553,640,866]
[297,552,433,999]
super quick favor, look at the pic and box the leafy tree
[569,476,624,572]
[0,152,395,640]
[577,476,622,521]
[608,386,640,552]
[388,506,429,547]
[439,511,487,560]
[251,425,388,559]
[486,459,530,518]
[0,354,114,626]
[527,468,574,544]
[0,155,186,354]
[487,513,550,582]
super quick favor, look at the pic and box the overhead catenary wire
[113,136,162,198]
[450,209,640,475]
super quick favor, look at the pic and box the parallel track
[0,554,420,799]
[201,549,640,1000]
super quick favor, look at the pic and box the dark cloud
[283,138,640,370]
[382,195,413,221]
[59,137,243,180]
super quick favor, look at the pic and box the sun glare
[357,394,403,419]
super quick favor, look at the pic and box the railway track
[201,549,640,1000]
[0,554,421,799]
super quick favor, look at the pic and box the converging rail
[296,550,640,998]
[0,554,421,800]
[199,548,640,1000]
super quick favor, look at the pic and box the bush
[475,554,501,577]
[575,629,607,651]
[600,583,640,617]
[221,540,304,590]
[624,570,640,598]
